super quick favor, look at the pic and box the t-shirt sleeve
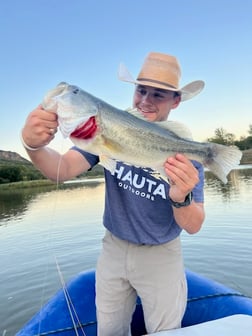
[71,146,99,168]
[192,160,204,203]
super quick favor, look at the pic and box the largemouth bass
[42,82,242,184]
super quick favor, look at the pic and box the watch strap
[169,192,193,208]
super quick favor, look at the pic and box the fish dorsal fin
[126,108,193,140]
[155,120,193,140]
[125,107,145,119]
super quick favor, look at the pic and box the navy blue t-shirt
[73,147,204,245]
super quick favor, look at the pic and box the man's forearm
[172,202,205,234]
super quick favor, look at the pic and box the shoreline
[1,163,252,190]
[240,148,252,165]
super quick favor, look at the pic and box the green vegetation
[0,179,57,190]
[0,155,46,184]
[0,163,45,184]
[0,153,104,187]
[207,124,252,150]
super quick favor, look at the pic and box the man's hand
[164,153,199,202]
[22,105,59,149]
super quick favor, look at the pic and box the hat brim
[118,63,204,102]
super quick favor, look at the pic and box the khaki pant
[96,231,187,336]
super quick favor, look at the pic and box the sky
[1,0,251,159]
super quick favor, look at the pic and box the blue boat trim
[17,269,252,336]
[187,292,251,302]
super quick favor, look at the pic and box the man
[21,52,205,335]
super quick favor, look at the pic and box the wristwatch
[169,192,193,208]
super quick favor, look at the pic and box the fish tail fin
[205,144,242,184]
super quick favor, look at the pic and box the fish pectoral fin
[99,155,117,174]
[100,135,124,153]
[125,107,145,119]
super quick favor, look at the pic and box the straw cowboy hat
[118,52,204,101]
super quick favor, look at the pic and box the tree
[0,166,22,183]
[207,126,252,150]
[235,136,252,150]
[207,127,236,146]
[248,124,252,136]
[0,163,45,183]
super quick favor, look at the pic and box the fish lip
[42,82,69,111]
[56,82,69,93]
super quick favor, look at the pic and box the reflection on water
[202,166,251,204]
[0,179,105,223]
[0,167,252,335]
[182,165,252,296]
[1,168,251,222]
[0,180,106,335]
[204,166,252,202]
[0,188,32,222]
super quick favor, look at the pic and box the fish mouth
[70,116,97,139]
[42,82,69,111]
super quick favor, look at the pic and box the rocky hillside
[0,150,104,181]
[0,150,42,183]
[0,150,30,165]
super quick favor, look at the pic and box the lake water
[0,167,252,335]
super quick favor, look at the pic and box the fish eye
[72,88,79,94]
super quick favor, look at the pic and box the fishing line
[55,256,86,336]
[36,153,63,334]
[53,146,87,335]
[36,139,85,336]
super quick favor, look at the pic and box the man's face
[133,85,181,122]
